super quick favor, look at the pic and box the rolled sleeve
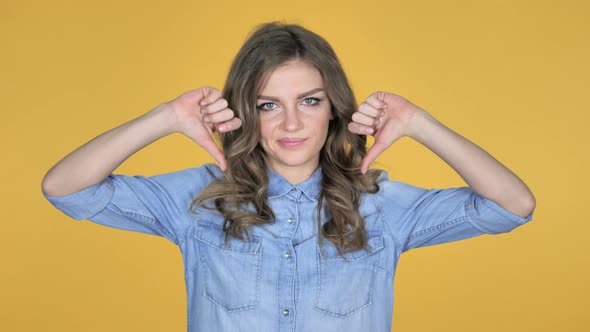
[42,163,223,246]
[42,177,116,221]
[376,171,535,253]
[466,192,535,234]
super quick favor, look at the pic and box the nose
[281,105,303,132]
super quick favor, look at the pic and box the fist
[166,86,242,171]
[348,91,421,173]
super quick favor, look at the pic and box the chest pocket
[194,224,262,312]
[314,230,385,317]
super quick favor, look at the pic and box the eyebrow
[257,88,325,102]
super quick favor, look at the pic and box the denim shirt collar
[267,166,322,201]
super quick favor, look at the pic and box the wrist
[405,108,436,142]
[148,103,179,136]
[404,108,426,138]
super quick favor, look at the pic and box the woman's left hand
[348,91,423,174]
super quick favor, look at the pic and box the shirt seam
[106,204,179,245]
[178,216,195,247]
[480,195,530,224]
[407,191,474,240]
[463,197,493,234]
[408,216,469,240]
[373,191,403,253]
[75,179,116,221]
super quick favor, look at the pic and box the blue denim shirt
[42,163,534,332]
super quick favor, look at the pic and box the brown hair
[190,21,383,258]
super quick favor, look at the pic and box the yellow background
[2,0,587,331]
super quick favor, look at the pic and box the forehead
[258,60,324,96]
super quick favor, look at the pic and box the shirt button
[287,217,294,224]
[284,251,291,259]
[283,308,290,316]
[290,188,297,192]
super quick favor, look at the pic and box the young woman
[41,21,536,332]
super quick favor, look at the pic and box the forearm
[407,109,536,218]
[41,103,177,196]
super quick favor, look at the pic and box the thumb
[361,141,388,174]
[197,136,227,171]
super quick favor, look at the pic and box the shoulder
[149,163,223,194]
[372,169,431,209]
[164,163,223,182]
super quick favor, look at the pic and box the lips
[278,137,307,148]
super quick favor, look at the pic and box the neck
[269,163,319,185]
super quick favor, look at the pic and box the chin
[270,153,317,168]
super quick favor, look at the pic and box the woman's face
[257,59,332,181]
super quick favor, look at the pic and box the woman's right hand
[165,86,242,171]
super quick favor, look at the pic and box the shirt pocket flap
[194,224,262,254]
[318,231,385,261]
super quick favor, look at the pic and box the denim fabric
[42,163,534,332]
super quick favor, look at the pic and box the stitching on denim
[314,240,381,317]
[181,208,205,246]
[314,244,322,311]
[319,234,385,261]
[463,199,493,234]
[102,205,175,241]
[313,260,377,317]
[278,237,288,328]
[256,244,262,309]
[373,191,403,253]
[120,210,177,242]
[178,220,196,247]
[292,246,299,319]
[408,216,468,240]
[85,205,109,221]
[196,227,262,254]
[375,264,393,279]
[198,238,261,312]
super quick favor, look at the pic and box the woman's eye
[256,97,321,111]
[256,102,276,111]
[303,97,321,106]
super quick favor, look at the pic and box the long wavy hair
[189,21,383,258]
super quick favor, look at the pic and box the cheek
[259,115,282,139]
[258,120,275,152]
[259,122,271,141]
[318,114,332,133]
